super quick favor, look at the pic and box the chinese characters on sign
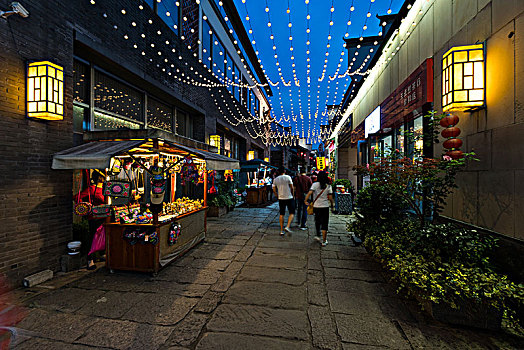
[399,77,422,106]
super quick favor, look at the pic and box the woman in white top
[304,171,334,246]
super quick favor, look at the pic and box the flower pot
[208,206,227,217]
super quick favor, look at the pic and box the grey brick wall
[0,0,267,288]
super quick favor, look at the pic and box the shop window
[395,125,405,155]
[158,0,179,35]
[212,39,224,78]
[233,65,240,101]
[147,98,173,132]
[176,110,193,138]
[73,60,89,105]
[94,110,141,130]
[242,77,247,107]
[202,19,212,67]
[73,105,87,145]
[413,116,424,159]
[225,53,233,94]
[223,137,231,157]
[94,70,144,123]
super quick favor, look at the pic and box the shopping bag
[103,180,132,198]
[91,205,112,218]
[307,203,314,215]
[88,224,106,255]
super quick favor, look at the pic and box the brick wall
[0,0,267,288]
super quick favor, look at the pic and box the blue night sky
[234,0,404,144]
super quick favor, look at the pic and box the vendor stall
[53,137,239,274]
[240,159,275,205]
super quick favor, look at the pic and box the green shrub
[355,183,409,224]
[356,218,524,329]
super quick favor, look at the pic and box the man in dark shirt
[293,171,313,230]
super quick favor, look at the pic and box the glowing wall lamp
[209,134,221,153]
[442,43,485,112]
[247,150,255,161]
[27,61,64,120]
[264,157,269,162]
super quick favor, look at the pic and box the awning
[239,159,276,172]
[52,140,239,171]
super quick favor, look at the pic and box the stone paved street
[7,203,524,349]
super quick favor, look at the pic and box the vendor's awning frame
[52,139,239,171]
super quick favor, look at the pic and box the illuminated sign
[316,157,326,170]
[364,106,381,138]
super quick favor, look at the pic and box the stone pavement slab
[17,308,97,343]
[74,318,173,349]
[206,304,309,340]
[236,265,306,285]
[223,280,307,309]
[308,305,342,350]
[245,254,306,269]
[121,294,198,325]
[335,313,411,349]
[135,280,209,296]
[196,332,311,350]
[29,287,104,313]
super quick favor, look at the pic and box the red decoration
[441,114,463,159]
[443,138,463,149]
[441,127,461,138]
[439,114,460,128]
[446,150,464,159]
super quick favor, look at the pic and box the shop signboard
[380,58,434,129]
[364,106,381,138]
[316,157,326,170]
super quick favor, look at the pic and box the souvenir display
[224,170,234,181]
[104,180,132,198]
[208,170,217,194]
[180,156,200,185]
[91,205,112,218]
[74,170,92,216]
[168,222,181,245]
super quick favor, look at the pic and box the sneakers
[284,227,292,233]
[300,226,307,231]
[313,236,321,242]
[321,240,328,247]
[280,231,286,236]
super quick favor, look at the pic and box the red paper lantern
[440,114,460,128]
[446,150,464,159]
[443,138,463,149]
[441,127,461,138]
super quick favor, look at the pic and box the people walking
[293,170,312,230]
[304,171,334,246]
[272,167,295,235]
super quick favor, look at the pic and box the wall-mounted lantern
[209,134,221,153]
[442,43,485,112]
[263,157,269,162]
[27,61,64,120]
[247,150,255,161]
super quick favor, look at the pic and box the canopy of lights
[86,0,405,147]
[235,0,404,145]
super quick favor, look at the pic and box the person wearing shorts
[304,171,334,246]
[272,167,295,235]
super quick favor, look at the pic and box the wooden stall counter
[105,207,207,274]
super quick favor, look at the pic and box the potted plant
[208,194,230,217]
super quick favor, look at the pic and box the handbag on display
[103,180,132,198]
[91,204,112,218]
[307,188,326,215]
[74,170,92,217]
